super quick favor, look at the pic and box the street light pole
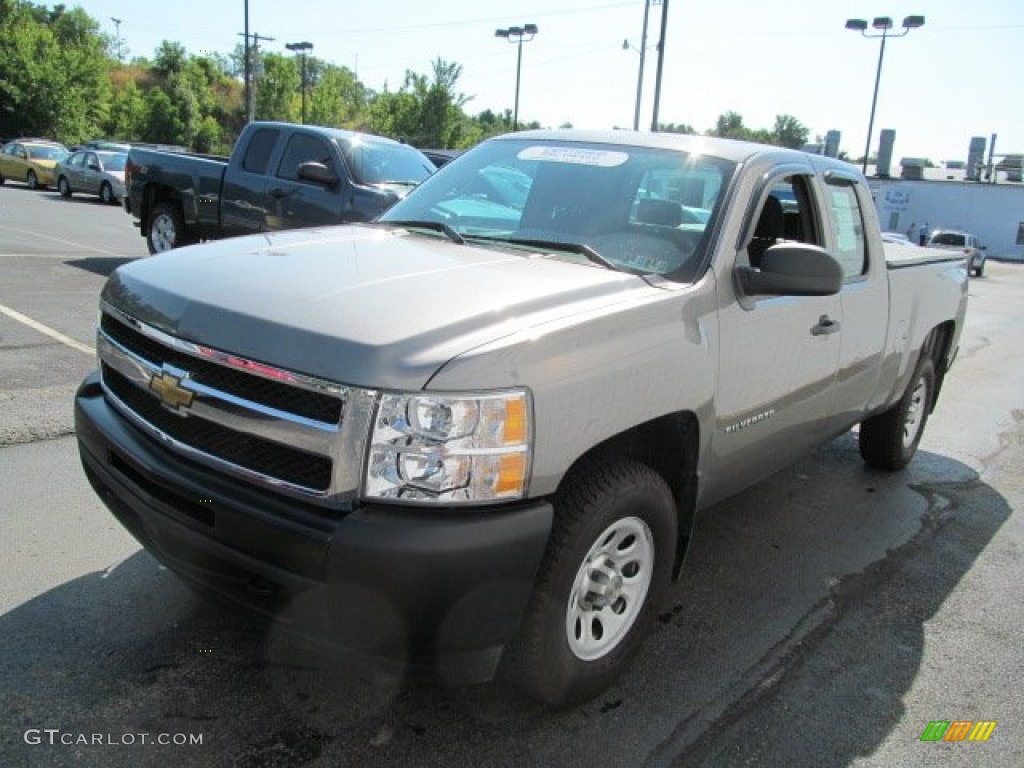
[846,15,925,174]
[286,41,314,124]
[495,24,539,131]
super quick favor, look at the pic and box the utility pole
[243,0,250,124]
[650,0,669,133]
[239,30,275,122]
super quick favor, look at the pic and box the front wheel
[503,458,677,706]
[58,176,72,198]
[859,357,935,470]
[26,170,39,189]
[99,182,115,204]
[146,202,193,254]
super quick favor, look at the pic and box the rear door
[819,170,888,433]
[81,152,101,194]
[220,126,280,237]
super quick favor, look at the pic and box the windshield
[340,139,435,185]
[379,138,735,281]
[930,232,966,246]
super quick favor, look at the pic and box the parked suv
[928,230,986,276]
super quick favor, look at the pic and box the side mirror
[297,161,338,187]
[737,243,844,296]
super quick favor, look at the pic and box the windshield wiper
[468,235,643,274]
[375,220,465,245]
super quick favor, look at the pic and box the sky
[69,0,1024,164]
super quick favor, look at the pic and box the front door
[709,171,842,497]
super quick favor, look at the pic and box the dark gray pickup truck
[123,121,435,253]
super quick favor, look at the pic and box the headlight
[364,389,532,504]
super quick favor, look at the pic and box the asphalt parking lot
[1,183,1022,767]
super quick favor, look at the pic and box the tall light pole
[110,17,123,63]
[495,24,539,131]
[286,41,314,124]
[846,15,925,174]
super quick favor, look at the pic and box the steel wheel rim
[151,214,176,252]
[566,516,654,661]
[902,377,927,449]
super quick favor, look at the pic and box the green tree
[193,115,223,153]
[308,64,366,128]
[770,114,809,149]
[254,53,299,121]
[0,2,110,142]
[141,87,186,145]
[106,78,145,139]
[710,111,750,140]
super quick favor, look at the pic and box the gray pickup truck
[123,121,435,254]
[76,130,968,706]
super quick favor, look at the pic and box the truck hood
[103,225,650,390]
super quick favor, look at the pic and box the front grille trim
[102,363,334,494]
[96,305,377,505]
[100,303,346,425]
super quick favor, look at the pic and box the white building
[867,167,1024,260]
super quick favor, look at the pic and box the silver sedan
[54,150,127,204]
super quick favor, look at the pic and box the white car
[928,230,987,276]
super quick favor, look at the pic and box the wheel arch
[553,410,699,580]
[141,184,184,236]
[921,320,956,413]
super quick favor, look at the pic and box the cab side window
[276,134,334,182]
[241,128,279,175]
[826,180,868,278]
[747,174,820,267]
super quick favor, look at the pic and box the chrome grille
[96,303,372,502]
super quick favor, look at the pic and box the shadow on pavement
[0,435,1011,768]
[64,256,135,277]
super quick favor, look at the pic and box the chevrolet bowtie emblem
[149,371,194,410]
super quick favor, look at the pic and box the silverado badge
[149,371,194,411]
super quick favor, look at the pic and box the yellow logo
[149,371,194,410]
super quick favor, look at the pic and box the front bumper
[75,372,553,683]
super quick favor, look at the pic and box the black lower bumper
[74,372,553,684]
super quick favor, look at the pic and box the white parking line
[0,303,94,356]
[0,223,123,256]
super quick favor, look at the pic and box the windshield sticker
[518,146,629,167]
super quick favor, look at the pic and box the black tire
[26,170,39,190]
[58,176,72,198]
[859,357,935,470]
[146,201,193,254]
[975,262,984,277]
[502,457,677,707]
[99,181,115,204]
